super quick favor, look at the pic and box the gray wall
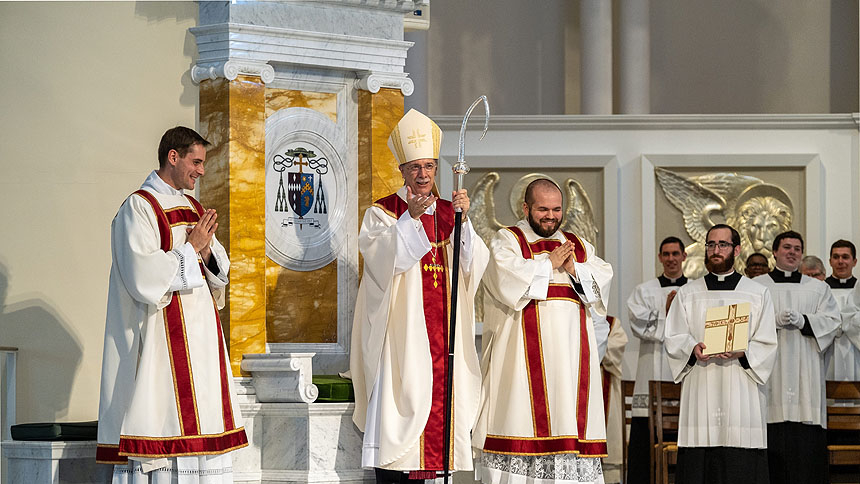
[413,0,858,115]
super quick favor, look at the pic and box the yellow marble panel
[264,88,339,344]
[265,89,337,123]
[198,75,268,375]
[357,89,404,274]
[266,257,338,343]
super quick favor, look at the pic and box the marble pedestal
[234,396,374,484]
[2,441,111,484]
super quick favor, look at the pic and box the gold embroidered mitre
[387,108,443,165]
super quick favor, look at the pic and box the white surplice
[664,272,777,449]
[474,220,613,484]
[350,187,489,472]
[626,276,687,417]
[600,317,628,475]
[826,276,860,380]
[754,271,840,426]
[98,172,246,483]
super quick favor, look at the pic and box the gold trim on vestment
[120,427,247,441]
[372,203,398,219]
[119,441,250,459]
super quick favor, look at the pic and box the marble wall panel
[357,88,404,277]
[265,88,340,344]
[200,75,268,375]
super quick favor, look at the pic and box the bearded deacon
[474,178,614,484]
[349,109,489,483]
[664,224,778,484]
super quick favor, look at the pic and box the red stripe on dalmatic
[522,301,551,437]
[576,304,590,438]
[133,190,171,251]
[165,208,200,226]
[213,299,236,431]
[96,444,127,464]
[119,428,248,458]
[483,435,607,457]
[164,294,200,436]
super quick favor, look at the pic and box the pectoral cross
[705,303,749,352]
[423,260,444,288]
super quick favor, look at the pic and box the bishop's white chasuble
[474,220,613,484]
[97,173,247,481]
[350,188,489,475]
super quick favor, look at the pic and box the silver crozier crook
[452,95,491,198]
[442,95,489,484]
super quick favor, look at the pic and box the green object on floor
[11,421,98,441]
[313,375,355,402]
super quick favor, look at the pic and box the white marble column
[619,0,650,114]
[580,0,613,114]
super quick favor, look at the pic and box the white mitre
[387,108,443,165]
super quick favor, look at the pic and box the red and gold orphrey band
[96,190,247,464]
[481,226,606,457]
[375,193,456,474]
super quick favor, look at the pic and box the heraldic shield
[288,172,314,218]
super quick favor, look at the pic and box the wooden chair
[826,381,860,468]
[648,380,681,484]
[621,379,636,483]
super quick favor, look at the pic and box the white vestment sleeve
[742,288,778,385]
[168,243,205,293]
[591,310,611,361]
[627,284,663,342]
[840,285,860,350]
[664,289,699,383]
[113,196,181,309]
[459,218,475,275]
[205,235,229,308]
[804,286,841,353]
[525,260,553,300]
[485,229,548,311]
[394,210,431,274]
[572,240,613,315]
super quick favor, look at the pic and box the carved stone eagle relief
[655,167,794,279]
[470,172,600,320]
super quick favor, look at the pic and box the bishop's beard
[705,252,736,274]
[528,212,560,238]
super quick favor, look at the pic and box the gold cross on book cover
[702,302,750,355]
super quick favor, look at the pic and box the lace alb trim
[482,452,603,481]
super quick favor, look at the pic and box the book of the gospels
[702,302,750,355]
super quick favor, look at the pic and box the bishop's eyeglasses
[705,241,735,251]
[404,162,437,174]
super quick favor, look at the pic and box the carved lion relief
[655,167,794,278]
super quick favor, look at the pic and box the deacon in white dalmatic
[97,127,247,484]
[664,224,777,484]
[474,178,613,484]
[349,109,489,483]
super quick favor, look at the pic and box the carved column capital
[192,59,275,84]
[355,72,414,96]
